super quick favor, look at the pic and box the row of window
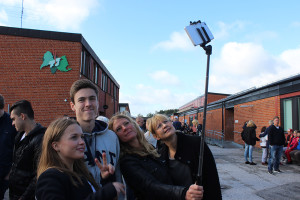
[80,48,118,100]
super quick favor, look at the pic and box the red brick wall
[233,96,280,146]
[1,33,121,126]
[207,94,228,104]
[205,108,223,131]
[0,34,81,127]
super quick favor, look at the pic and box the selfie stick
[184,20,213,186]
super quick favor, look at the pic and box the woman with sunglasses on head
[108,113,203,200]
[36,118,124,200]
[148,114,222,200]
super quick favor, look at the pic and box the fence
[204,130,224,148]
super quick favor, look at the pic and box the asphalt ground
[209,143,300,200]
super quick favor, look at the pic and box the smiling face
[52,123,85,166]
[112,117,138,144]
[70,88,99,124]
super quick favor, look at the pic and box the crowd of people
[0,79,222,200]
[241,116,300,174]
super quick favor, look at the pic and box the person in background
[268,116,285,174]
[135,116,146,132]
[36,118,124,200]
[284,131,299,164]
[0,94,17,200]
[96,116,109,124]
[259,126,268,165]
[285,128,294,148]
[191,119,202,135]
[9,100,46,200]
[289,131,300,163]
[144,118,158,149]
[172,116,182,131]
[242,120,259,165]
[108,113,204,200]
[148,114,222,200]
[282,129,294,162]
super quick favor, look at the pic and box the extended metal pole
[196,45,212,186]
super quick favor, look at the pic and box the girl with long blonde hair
[36,117,124,200]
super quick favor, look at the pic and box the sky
[1,0,300,116]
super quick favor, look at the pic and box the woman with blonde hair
[148,114,221,200]
[36,118,124,200]
[108,113,203,200]
[242,120,259,165]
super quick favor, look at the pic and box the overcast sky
[1,0,300,116]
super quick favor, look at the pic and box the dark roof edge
[0,25,82,42]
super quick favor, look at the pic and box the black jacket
[159,132,222,200]
[0,112,17,169]
[243,126,259,145]
[120,154,187,200]
[36,168,117,200]
[9,123,46,200]
[268,125,285,146]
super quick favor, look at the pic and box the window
[114,85,117,99]
[102,73,107,92]
[281,96,300,131]
[283,99,293,131]
[81,50,86,75]
[94,64,98,84]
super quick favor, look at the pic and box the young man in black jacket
[9,100,46,200]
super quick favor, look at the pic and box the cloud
[119,84,197,116]
[0,0,99,30]
[209,42,300,94]
[245,30,278,43]
[152,31,194,51]
[0,9,8,25]
[149,70,180,85]
[214,21,246,40]
[291,21,300,28]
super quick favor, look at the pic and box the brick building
[0,26,120,127]
[176,75,300,147]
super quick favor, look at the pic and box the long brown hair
[108,113,159,158]
[37,118,99,189]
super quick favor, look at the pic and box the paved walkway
[209,143,300,200]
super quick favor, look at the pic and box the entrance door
[225,108,234,141]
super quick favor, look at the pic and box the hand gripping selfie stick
[185,20,214,186]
